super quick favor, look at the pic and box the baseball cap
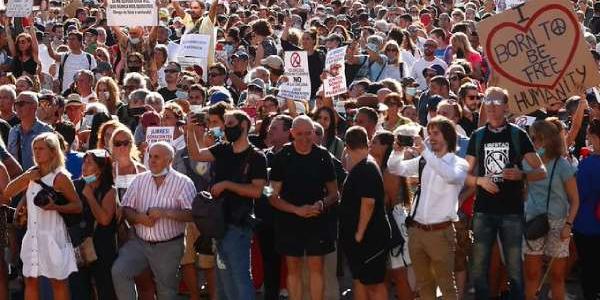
[260,55,284,70]
[65,94,84,107]
[209,91,232,105]
[164,61,182,72]
[248,78,265,90]
[93,61,112,74]
[232,51,249,60]
[86,28,98,36]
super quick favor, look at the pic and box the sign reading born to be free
[477,0,600,115]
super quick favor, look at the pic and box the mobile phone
[396,135,414,147]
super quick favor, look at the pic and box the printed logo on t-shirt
[484,142,509,183]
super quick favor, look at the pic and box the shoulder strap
[15,128,22,165]
[474,127,486,175]
[374,61,387,81]
[545,158,559,212]
[410,157,427,219]
[509,125,522,165]
[58,53,69,85]
[86,53,92,69]
[398,62,404,78]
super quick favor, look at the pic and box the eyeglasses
[385,48,398,52]
[449,76,460,81]
[113,140,131,147]
[424,43,437,48]
[466,95,480,100]
[177,84,190,90]
[39,101,54,108]
[208,72,223,77]
[127,60,142,65]
[164,69,179,74]
[482,98,505,106]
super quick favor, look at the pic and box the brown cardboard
[477,0,600,115]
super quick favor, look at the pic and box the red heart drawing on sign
[485,4,580,89]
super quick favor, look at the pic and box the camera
[396,135,414,147]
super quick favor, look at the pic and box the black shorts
[275,230,335,257]
[343,241,388,285]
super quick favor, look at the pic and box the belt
[140,234,184,245]
[409,220,452,231]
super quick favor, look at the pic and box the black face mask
[224,124,242,142]
[129,66,142,73]
[128,106,146,117]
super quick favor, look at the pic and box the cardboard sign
[145,127,174,145]
[6,0,33,17]
[107,0,158,27]
[478,0,600,115]
[323,46,347,97]
[514,115,536,128]
[177,34,210,81]
[278,51,311,101]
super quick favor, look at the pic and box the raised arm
[185,117,216,162]
[208,0,219,23]
[29,22,40,62]
[4,20,16,57]
[171,1,187,18]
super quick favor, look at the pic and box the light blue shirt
[8,120,54,170]
[523,157,576,220]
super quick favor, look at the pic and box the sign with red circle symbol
[290,52,301,68]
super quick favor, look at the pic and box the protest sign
[323,46,348,97]
[145,127,174,145]
[107,0,158,27]
[177,34,211,81]
[478,0,600,115]
[514,115,536,128]
[6,0,33,17]
[278,51,311,101]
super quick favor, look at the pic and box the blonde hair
[110,126,141,161]
[95,77,121,114]
[32,132,65,171]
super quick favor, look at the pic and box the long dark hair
[314,106,338,149]
[373,131,394,170]
[85,151,114,195]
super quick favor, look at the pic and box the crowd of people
[0,0,597,299]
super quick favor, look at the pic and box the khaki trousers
[408,224,458,300]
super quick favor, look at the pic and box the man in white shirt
[411,39,448,90]
[387,116,468,300]
[47,31,97,93]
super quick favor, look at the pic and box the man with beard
[187,110,267,300]
[410,39,448,90]
[157,62,182,102]
[458,83,481,137]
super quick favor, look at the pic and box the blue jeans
[216,225,255,300]
[472,213,524,300]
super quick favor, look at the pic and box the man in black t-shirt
[186,110,268,299]
[464,87,546,300]
[269,115,338,300]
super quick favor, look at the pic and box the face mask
[100,91,110,100]
[224,124,243,142]
[246,93,261,104]
[83,175,97,184]
[151,167,169,177]
[129,37,141,45]
[189,104,203,111]
[210,127,224,139]
[224,44,234,54]
[406,87,417,96]
[128,107,146,117]
[536,147,546,157]
[175,90,188,100]
[82,114,94,130]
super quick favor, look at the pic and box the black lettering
[514,3,530,24]
[513,91,531,112]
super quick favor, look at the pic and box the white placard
[107,0,158,27]
[145,126,174,145]
[6,0,33,17]
[278,51,311,101]
[323,46,347,98]
[514,115,536,128]
[177,34,211,58]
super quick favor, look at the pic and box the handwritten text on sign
[145,127,174,145]
[478,0,600,115]
[107,0,158,27]
[324,46,348,97]
[278,51,311,101]
[178,34,211,58]
[6,0,33,17]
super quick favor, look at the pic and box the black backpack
[58,52,93,89]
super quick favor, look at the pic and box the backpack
[473,124,523,174]
[58,52,93,89]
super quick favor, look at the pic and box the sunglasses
[482,98,505,106]
[113,140,131,147]
[466,95,480,100]
[208,72,223,77]
[14,101,33,108]
[385,48,398,52]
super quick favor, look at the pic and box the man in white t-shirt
[47,31,97,93]
[411,39,448,90]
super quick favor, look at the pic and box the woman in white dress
[2,132,81,300]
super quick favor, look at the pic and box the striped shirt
[122,168,196,242]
